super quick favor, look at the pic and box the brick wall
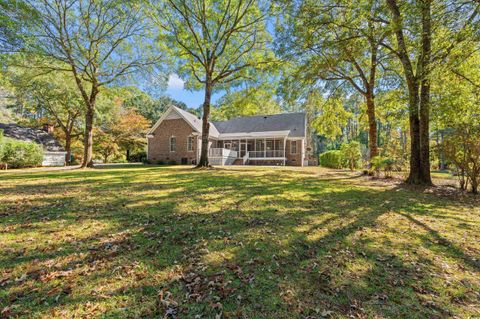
[147,118,198,164]
[285,139,304,166]
[148,118,307,166]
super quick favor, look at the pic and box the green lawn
[1,165,479,318]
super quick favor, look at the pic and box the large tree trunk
[387,0,431,185]
[81,85,98,168]
[405,88,423,184]
[366,94,378,159]
[65,133,71,165]
[366,40,379,161]
[471,177,478,194]
[439,130,445,170]
[418,0,433,185]
[81,107,94,168]
[197,80,212,167]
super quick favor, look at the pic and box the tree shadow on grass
[1,167,479,318]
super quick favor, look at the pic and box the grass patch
[1,165,479,318]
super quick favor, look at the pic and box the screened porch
[213,138,286,160]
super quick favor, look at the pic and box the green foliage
[0,138,43,168]
[320,142,363,170]
[371,156,396,178]
[432,52,480,193]
[340,141,362,171]
[167,160,177,165]
[311,97,352,141]
[156,160,165,165]
[121,87,190,124]
[128,151,147,163]
[444,127,480,194]
[153,0,273,91]
[0,0,37,51]
[319,150,344,169]
[211,83,282,121]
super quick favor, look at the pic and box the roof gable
[148,105,201,134]
[148,105,219,137]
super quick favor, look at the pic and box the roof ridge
[212,111,305,124]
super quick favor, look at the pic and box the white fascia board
[287,137,305,140]
[218,130,291,139]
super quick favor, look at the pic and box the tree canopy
[0,0,480,189]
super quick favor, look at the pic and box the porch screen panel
[255,140,264,151]
[274,139,284,150]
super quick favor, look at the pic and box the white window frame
[170,136,176,152]
[187,136,194,152]
[290,140,297,154]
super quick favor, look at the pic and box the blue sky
[164,74,222,109]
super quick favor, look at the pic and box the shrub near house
[319,150,344,169]
[0,130,44,168]
[319,142,363,170]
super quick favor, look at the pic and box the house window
[290,140,297,154]
[170,136,176,152]
[187,136,194,152]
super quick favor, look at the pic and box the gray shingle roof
[0,123,65,152]
[172,106,220,137]
[212,112,306,138]
[174,106,202,132]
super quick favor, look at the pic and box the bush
[371,156,396,178]
[319,150,344,169]
[113,157,128,163]
[167,160,177,165]
[156,160,165,165]
[444,127,480,194]
[340,141,362,170]
[1,139,44,168]
[128,151,147,163]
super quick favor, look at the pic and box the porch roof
[217,130,291,139]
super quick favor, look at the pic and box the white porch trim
[217,130,290,139]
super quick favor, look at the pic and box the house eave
[217,130,291,139]
[148,105,201,135]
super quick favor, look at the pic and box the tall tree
[384,0,431,184]
[150,0,273,167]
[6,67,84,163]
[276,0,389,161]
[14,0,160,167]
[383,0,479,184]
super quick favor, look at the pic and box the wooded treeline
[1,0,479,190]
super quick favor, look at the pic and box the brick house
[147,105,308,166]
